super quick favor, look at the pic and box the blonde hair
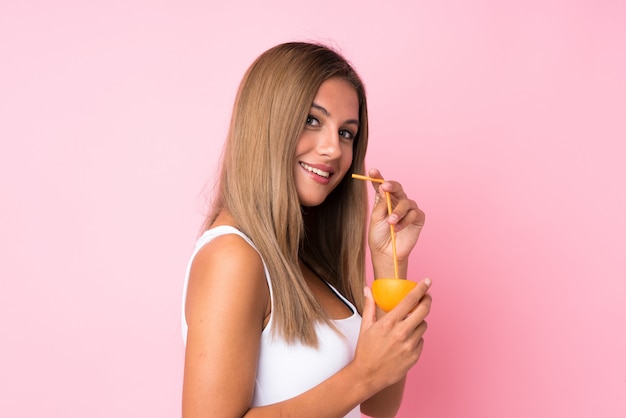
[206,42,369,346]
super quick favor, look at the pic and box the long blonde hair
[206,42,369,346]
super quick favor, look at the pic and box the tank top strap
[323,280,358,317]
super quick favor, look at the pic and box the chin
[299,198,326,207]
[297,190,331,207]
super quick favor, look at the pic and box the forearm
[360,376,406,418]
[243,361,379,418]
[372,254,408,279]
[360,305,408,417]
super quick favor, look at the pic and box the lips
[299,162,334,179]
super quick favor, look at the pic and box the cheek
[342,143,354,168]
[294,131,314,156]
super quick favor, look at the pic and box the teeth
[300,162,330,178]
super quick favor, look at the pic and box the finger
[360,169,386,222]
[366,168,385,194]
[375,180,410,223]
[386,278,432,321]
[380,182,424,233]
[402,334,426,369]
[373,192,394,224]
[372,188,391,223]
[359,286,377,332]
[412,337,425,363]
[406,296,432,325]
[369,170,405,223]
[392,201,425,232]
[377,179,408,203]
[385,198,416,226]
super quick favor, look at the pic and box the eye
[306,115,320,126]
[339,129,355,140]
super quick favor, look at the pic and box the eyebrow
[311,102,360,126]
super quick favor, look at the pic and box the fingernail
[424,278,432,287]
[388,214,399,223]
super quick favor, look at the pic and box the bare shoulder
[183,231,270,415]
[185,232,269,328]
[191,233,265,282]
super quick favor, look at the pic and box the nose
[317,127,342,159]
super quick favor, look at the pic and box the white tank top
[182,226,362,417]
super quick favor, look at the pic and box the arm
[183,234,268,417]
[247,280,431,418]
[360,362,407,418]
[183,233,431,418]
[359,285,431,418]
[367,168,425,281]
[360,168,430,417]
[361,372,407,418]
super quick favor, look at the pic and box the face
[294,77,360,207]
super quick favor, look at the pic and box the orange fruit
[371,278,417,312]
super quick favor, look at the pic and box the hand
[353,279,432,390]
[366,168,425,279]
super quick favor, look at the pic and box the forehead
[311,78,359,118]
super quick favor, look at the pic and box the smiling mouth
[300,162,331,178]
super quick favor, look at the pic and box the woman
[182,42,432,417]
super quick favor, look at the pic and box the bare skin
[183,78,430,417]
[183,173,431,417]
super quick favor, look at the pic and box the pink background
[1,1,625,417]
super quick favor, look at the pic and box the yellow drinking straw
[351,173,400,279]
[351,173,384,184]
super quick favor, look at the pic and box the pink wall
[1,1,624,417]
